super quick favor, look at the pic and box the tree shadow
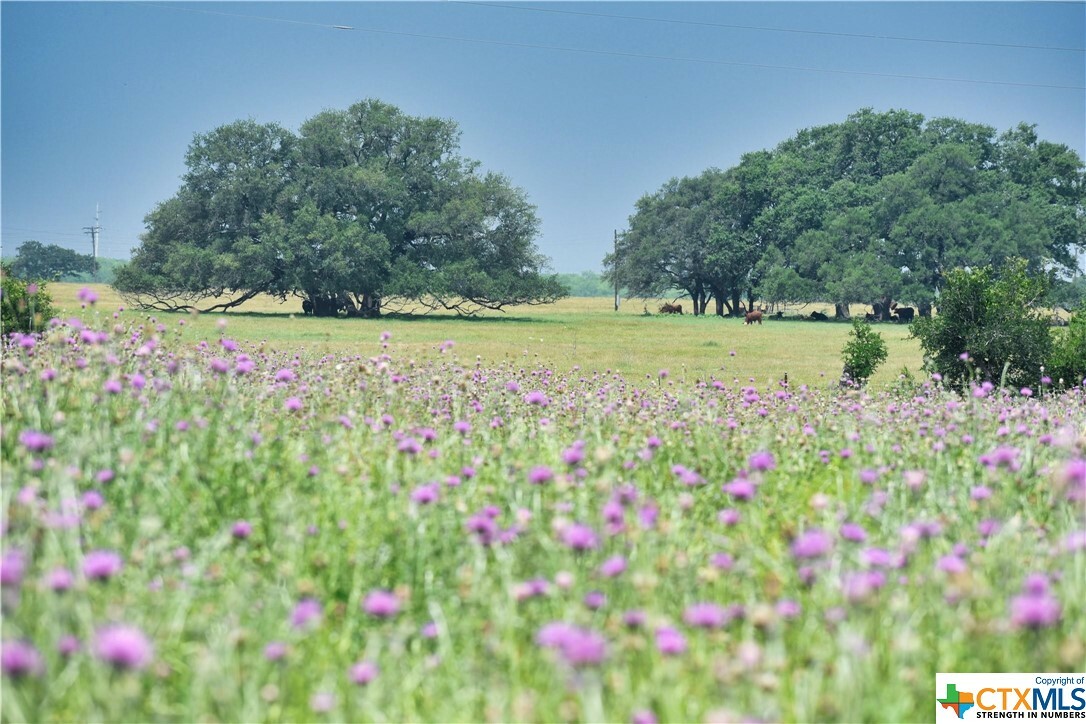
[203,310,555,324]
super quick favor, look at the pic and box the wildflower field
[1,293,1084,723]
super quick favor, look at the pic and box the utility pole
[83,204,101,281]
[613,229,620,312]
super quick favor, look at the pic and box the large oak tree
[115,100,566,315]
[608,109,1085,318]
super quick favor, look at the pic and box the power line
[450,1,1086,53]
[141,4,1085,91]
[1,227,88,238]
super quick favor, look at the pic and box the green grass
[47,283,924,388]
[4,286,1080,723]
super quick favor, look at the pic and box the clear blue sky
[2,1,1083,273]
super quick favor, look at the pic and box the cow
[810,311,828,321]
[659,303,683,315]
[864,313,878,322]
[895,307,915,323]
[744,310,763,325]
[302,299,314,316]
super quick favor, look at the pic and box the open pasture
[1,293,1084,722]
[45,284,924,389]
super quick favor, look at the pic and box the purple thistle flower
[397,437,422,455]
[77,287,98,305]
[231,520,252,540]
[47,567,74,592]
[1010,593,1061,629]
[970,485,993,501]
[362,590,400,618]
[523,390,549,407]
[655,626,687,655]
[598,555,627,578]
[722,479,756,501]
[274,368,296,382]
[710,552,734,570]
[514,578,550,601]
[410,483,440,505]
[791,529,832,559]
[561,523,599,551]
[82,550,123,581]
[96,469,116,484]
[583,591,607,610]
[683,602,728,629]
[57,635,81,657]
[561,441,586,466]
[82,490,105,510]
[527,465,554,485]
[0,549,26,587]
[748,450,776,472]
[94,625,153,670]
[632,710,659,724]
[840,523,868,542]
[861,548,893,568]
[284,396,303,412]
[536,622,578,649]
[291,598,323,629]
[1,641,43,678]
[264,641,288,662]
[558,627,608,667]
[349,660,379,685]
[623,610,647,628]
[718,508,741,526]
[776,599,802,619]
[19,430,55,453]
[466,513,499,546]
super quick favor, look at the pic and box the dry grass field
[45,283,925,387]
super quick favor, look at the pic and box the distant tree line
[114,99,566,316]
[605,108,1085,318]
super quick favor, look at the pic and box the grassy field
[2,293,1083,722]
[44,284,925,389]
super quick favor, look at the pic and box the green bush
[841,318,888,386]
[1047,311,1086,388]
[910,259,1052,390]
[1,261,57,334]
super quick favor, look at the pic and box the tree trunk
[834,302,851,320]
[875,295,894,321]
[715,295,725,317]
[731,290,742,317]
[360,292,381,318]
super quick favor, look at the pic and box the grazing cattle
[810,311,828,321]
[864,313,878,322]
[659,302,683,315]
[744,310,763,325]
[895,307,915,323]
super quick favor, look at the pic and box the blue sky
[2,1,1083,273]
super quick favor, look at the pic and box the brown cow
[659,302,683,314]
[744,310,763,325]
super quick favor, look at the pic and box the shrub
[1,261,56,334]
[840,319,888,386]
[1047,311,1086,388]
[910,259,1051,390]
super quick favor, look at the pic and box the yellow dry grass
[45,283,925,387]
